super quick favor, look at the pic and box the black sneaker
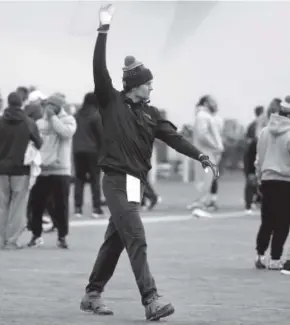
[145,295,175,321]
[74,207,83,218]
[80,291,114,315]
[281,260,290,275]
[92,207,104,219]
[57,237,68,249]
[27,236,44,247]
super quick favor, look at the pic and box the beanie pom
[123,55,143,71]
[124,55,136,67]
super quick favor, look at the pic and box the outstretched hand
[199,155,219,179]
[99,3,115,26]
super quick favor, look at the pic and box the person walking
[80,4,219,321]
[73,92,104,218]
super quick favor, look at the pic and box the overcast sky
[1,1,290,126]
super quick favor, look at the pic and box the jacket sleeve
[155,113,202,161]
[50,115,77,139]
[90,112,103,147]
[93,29,114,108]
[27,118,42,150]
[255,128,267,181]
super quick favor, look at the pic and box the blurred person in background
[255,96,290,270]
[16,86,29,106]
[267,98,281,119]
[27,94,76,249]
[0,92,42,249]
[141,178,161,211]
[24,94,57,233]
[206,105,224,211]
[243,136,258,214]
[243,106,265,212]
[246,106,264,143]
[0,91,3,116]
[73,92,104,219]
[187,95,224,217]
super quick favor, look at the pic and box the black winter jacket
[93,31,203,182]
[0,106,42,175]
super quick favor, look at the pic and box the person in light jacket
[188,95,224,215]
[27,94,76,249]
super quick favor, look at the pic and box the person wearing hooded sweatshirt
[187,95,224,216]
[73,92,104,218]
[255,96,290,271]
[79,4,219,322]
[0,92,42,249]
[27,94,76,249]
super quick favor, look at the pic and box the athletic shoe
[4,243,24,250]
[281,260,290,275]
[74,207,83,218]
[92,207,104,219]
[80,291,114,315]
[145,295,175,321]
[57,237,68,249]
[27,236,44,248]
[192,208,212,218]
[255,255,266,269]
[268,259,283,270]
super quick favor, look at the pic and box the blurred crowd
[0,86,160,250]
[0,86,289,274]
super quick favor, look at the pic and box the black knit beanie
[8,92,22,107]
[122,56,153,92]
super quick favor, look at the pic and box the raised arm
[93,4,115,108]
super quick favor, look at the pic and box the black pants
[256,180,290,260]
[210,179,218,194]
[244,174,257,210]
[86,172,157,306]
[74,152,101,211]
[27,192,56,230]
[30,175,70,238]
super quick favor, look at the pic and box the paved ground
[1,172,290,325]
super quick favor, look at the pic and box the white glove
[99,4,115,26]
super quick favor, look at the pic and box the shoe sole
[27,241,44,248]
[147,304,175,321]
[281,270,290,275]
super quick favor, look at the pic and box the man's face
[207,97,218,113]
[133,81,153,101]
[18,89,28,102]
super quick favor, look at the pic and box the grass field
[1,172,290,325]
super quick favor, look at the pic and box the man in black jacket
[80,4,219,321]
[0,92,42,249]
[73,92,103,218]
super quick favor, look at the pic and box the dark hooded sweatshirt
[93,31,203,182]
[73,105,103,156]
[0,106,42,175]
